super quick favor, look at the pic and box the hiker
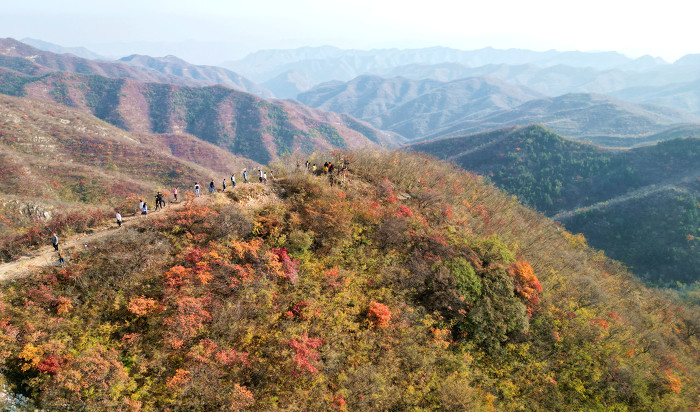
[58,252,65,265]
[159,192,166,209]
[209,180,215,194]
[155,192,163,211]
[263,171,268,185]
[173,187,178,202]
[138,199,144,212]
[194,183,200,197]
[243,170,248,183]
[222,179,227,191]
[305,160,310,170]
[312,164,317,173]
[258,169,263,183]
[231,174,236,188]
[116,211,122,227]
[52,233,59,251]
[142,202,148,215]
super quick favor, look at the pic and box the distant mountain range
[118,54,273,98]
[409,124,700,285]
[20,37,105,60]
[223,45,665,85]
[1,38,271,97]
[421,92,700,142]
[298,75,543,139]
[299,75,700,143]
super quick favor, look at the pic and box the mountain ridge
[410,124,700,284]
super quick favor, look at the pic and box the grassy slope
[0,151,698,410]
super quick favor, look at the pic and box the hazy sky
[3,0,699,64]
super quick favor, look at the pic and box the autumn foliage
[0,150,698,410]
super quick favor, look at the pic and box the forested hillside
[1,151,698,410]
[0,70,394,164]
[411,125,700,285]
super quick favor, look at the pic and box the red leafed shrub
[167,368,191,390]
[290,300,312,320]
[287,333,323,376]
[508,260,543,316]
[324,267,345,289]
[163,296,212,342]
[367,301,392,328]
[396,205,413,217]
[229,384,255,410]
[215,350,251,367]
[127,296,159,316]
[54,296,73,315]
[164,265,190,288]
[37,355,63,375]
[270,247,299,283]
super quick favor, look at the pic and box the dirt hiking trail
[0,196,202,282]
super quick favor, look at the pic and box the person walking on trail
[209,180,215,194]
[231,174,236,188]
[154,192,163,211]
[243,170,248,183]
[52,233,59,251]
[58,252,65,265]
[142,202,148,215]
[194,183,200,197]
[263,171,268,185]
[173,187,178,202]
[139,199,144,212]
[222,179,227,191]
[258,169,263,183]
[159,192,166,209]
[116,211,122,227]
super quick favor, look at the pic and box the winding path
[0,200,191,282]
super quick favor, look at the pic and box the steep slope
[119,54,273,98]
[410,125,700,285]
[422,93,700,143]
[0,150,697,410]
[0,94,257,261]
[0,70,395,164]
[298,75,542,139]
